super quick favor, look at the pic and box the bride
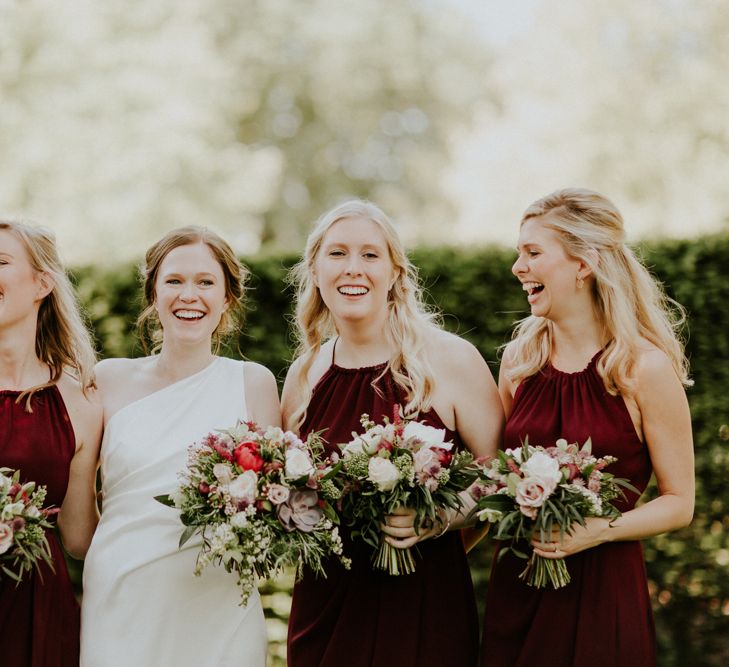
[80,227,279,666]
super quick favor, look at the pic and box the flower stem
[519,553,571,589]
[373,541,416,575]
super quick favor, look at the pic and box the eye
[165,278,181,285]
[199,279,214,286]
[328,249,346,257]
[363,252,378,259]
[528,250,540,257]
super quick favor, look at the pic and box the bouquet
[156,421,350,605]
[1,467,58,582]
[334,407,483,575]
[470,437,636,588]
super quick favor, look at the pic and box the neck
[153,342,216,382]
[550,314,604,364]
[0,324,48,390]
[333,320,392,368]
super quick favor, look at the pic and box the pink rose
[266,483,290,506]
[515,477,553,518]
[0,522,14,555]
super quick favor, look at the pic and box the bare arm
[244,362,282,429]
[56,377,103,559]
[383,335,504,548]
[533,348,694,558]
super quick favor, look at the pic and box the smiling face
[512,214,586,320]
[153,242,228,347]
[313,216,398,327]
[0,229,52,332]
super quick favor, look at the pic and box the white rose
[341,439,365,457]
[368,457,400,492]
[213,463,234,485]
[515,477,553,515]
[285,448,315,479]
[228,470,258,504]
[412,447,437,473]
[230,512,250,529]
[521,451,561,492]
[505,447,523,463]
[24,505,41,519]
[0,522,14,555]
[403,422,452,450]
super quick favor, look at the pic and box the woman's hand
[380,506,444,549]
[530,517,610,559]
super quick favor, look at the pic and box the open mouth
[522,281,544,301]
[337,286,369,296]
[174,309,205,320]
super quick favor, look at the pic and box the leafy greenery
[69,234,729,665]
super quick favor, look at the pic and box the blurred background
[2,0,728,665]
[2,0,728,264]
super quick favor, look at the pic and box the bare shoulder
[243,360,278,389]
[56,373,103,447]
[94,357,144,389]
[426,328,485,371]
[633,339,678,384]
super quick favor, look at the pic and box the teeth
[175,310,204,319]
[522,281,543,295]
[338,286,368,296]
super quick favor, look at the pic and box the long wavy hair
[1,220,97,407]
[288,199,440,429]
[137,226,248,354]
[506,188,691,394]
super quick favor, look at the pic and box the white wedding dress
[81,358,267,666]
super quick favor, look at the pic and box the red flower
[234,441,264,472]
[434,448,452,467]
[198,481,210,495]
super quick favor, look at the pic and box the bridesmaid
[482,189,694,665]
[0,220,102,666]
[80,226,279,665]
[283,199,503,667]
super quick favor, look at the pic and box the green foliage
[73,234,729,665]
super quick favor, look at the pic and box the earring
[576,275,584,289]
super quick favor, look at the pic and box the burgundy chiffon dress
[482,352,656,666]
[287,361,479,667]
[1,387,80,667]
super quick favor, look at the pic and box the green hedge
[71,235,729,666]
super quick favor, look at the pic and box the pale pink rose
[515,477,553,517]
[412,447,437,474]
[266,484,290,505]
[285,448,315,479]
[0,522,14,555]
[521,451,561,492]
[228,470,258,505]
[368,457,400,491]
[213,463,234,485]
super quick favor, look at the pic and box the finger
[385,515,415,528]
[384,535,420,549]
[380,524,416,538]
[389,506,414,516]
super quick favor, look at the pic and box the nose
[344,255,363,277]
[512,254,526,277]
[179,282,197,302]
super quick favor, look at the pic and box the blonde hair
[506,188,691,394]
[288,199,440,429]
[0,220,97,407]
[137,226,248,354]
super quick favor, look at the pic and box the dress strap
[331,336,340,366]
